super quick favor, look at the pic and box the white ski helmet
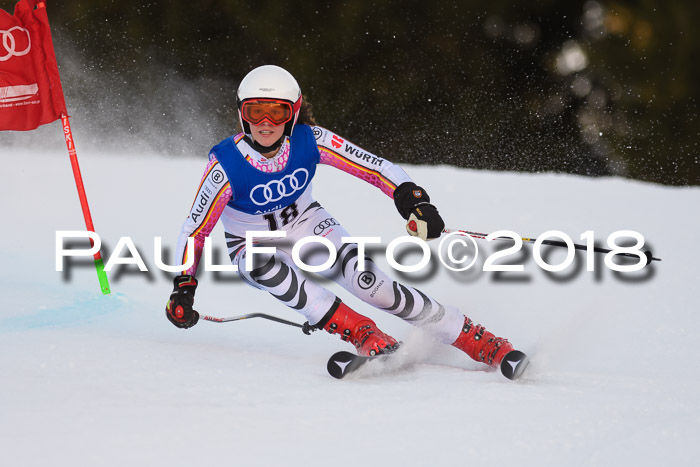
[236,65,302,140]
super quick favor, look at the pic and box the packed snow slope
[1,146,699,467]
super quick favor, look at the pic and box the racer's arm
[174,155,232,277]
[314,125,412,198]
[167,155,232,329]
[314,125,444,240]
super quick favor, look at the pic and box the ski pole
[201,312,312,334]
[407,221,662,264]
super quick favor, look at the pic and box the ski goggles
[240,99,294,126]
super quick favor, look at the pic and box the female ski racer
[166,65,527,379]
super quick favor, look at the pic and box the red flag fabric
[0,0,66,131]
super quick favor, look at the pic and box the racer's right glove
[165,275,199,329]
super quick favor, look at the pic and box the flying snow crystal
[513,23,538,47]
[483,15,505,39]
[571,76,593,97]
[583,1,607,36]
[556,41,589,75]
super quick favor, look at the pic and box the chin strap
[244,135,284,154]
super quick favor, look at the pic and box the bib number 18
[263,202,299,231]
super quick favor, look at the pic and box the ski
[327,349,530,380]
[500,350,529,380]
[326,351,395,379]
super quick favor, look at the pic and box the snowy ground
[1,140,699,466]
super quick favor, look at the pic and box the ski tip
[327,351,358,379]
[500,350,529,380]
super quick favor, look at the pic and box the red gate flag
[0,0,66,131]
[0,1,110,294]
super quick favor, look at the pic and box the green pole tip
[94,258,112,295]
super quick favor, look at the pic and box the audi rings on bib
[1,27,31,62]
[249,168,310,206]
[314,218,339,235]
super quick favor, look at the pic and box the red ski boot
[452,316,514,367]
[321,302,399,356]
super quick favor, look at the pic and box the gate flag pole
[61,113,111,294]
[0,0,111,294]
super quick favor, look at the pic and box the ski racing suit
[174,124,464,344]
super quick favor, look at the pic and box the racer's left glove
[393,182,445,241]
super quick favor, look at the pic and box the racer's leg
[230,241,397,356]
[304,212,515,366]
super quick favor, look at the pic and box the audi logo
[1,26,31,62]
[313,218,339,235]
[249,168,309,206]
